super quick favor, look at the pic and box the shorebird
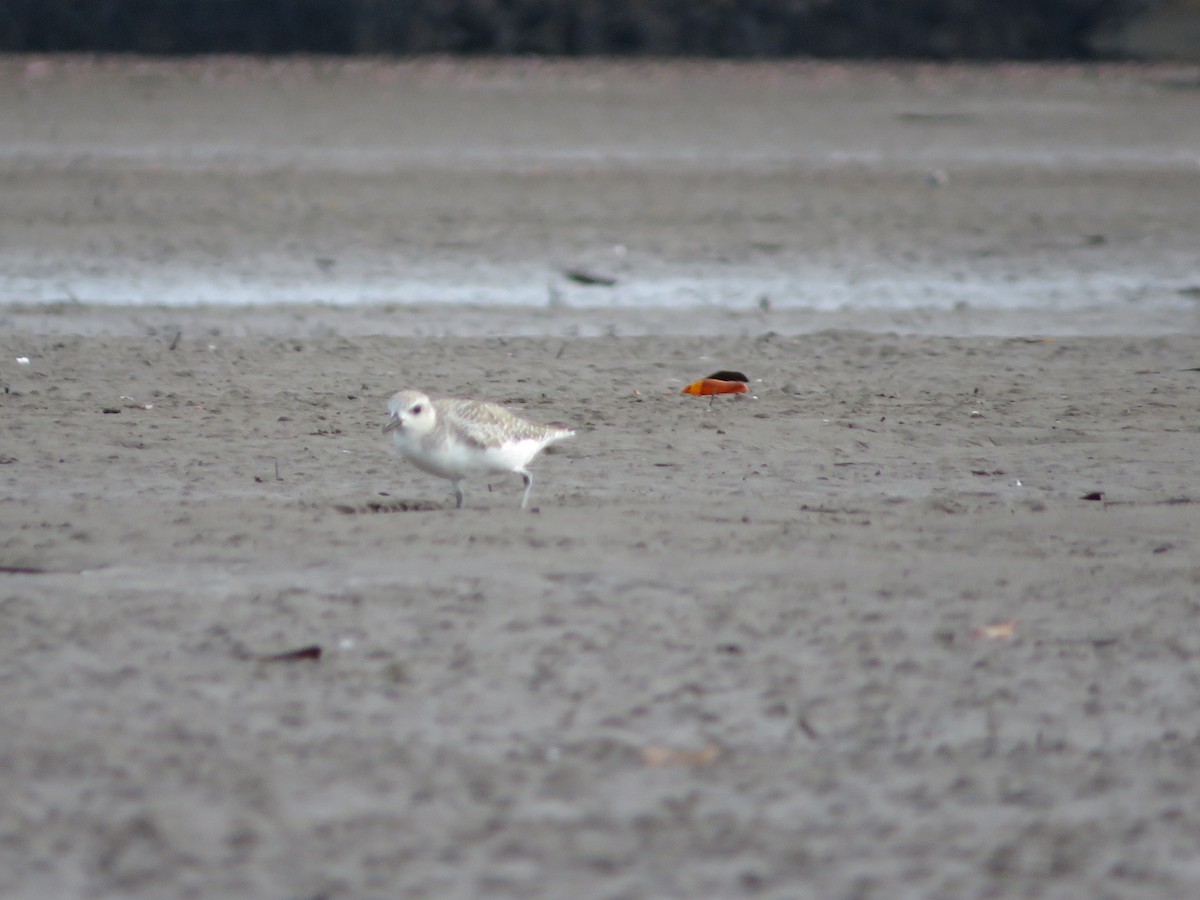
[383,389,574,509]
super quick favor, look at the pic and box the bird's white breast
[391,429,546,479]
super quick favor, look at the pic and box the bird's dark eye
[411,404,423,415]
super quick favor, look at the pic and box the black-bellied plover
[383,389,574,509]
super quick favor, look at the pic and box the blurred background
[0,0,1197,60]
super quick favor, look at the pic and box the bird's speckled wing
[437,398,561,448]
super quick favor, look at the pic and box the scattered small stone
[260,645,322,662]
[563,267,617,287]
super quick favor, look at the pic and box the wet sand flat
[2,58,1200,899]
[4,327,1200,898]
[3,56,1200,315]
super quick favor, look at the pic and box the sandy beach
[3,58,1200,898]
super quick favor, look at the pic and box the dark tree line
[0,0,1143,58]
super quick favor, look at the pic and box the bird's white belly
[393,432,542,480]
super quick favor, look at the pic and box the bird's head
[383,390,436,437]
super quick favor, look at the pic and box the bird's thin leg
[519,470,533,509]
[453,481,464,509]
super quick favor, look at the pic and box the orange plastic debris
[681,379,749,397]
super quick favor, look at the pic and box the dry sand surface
[3,58,1200,899]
